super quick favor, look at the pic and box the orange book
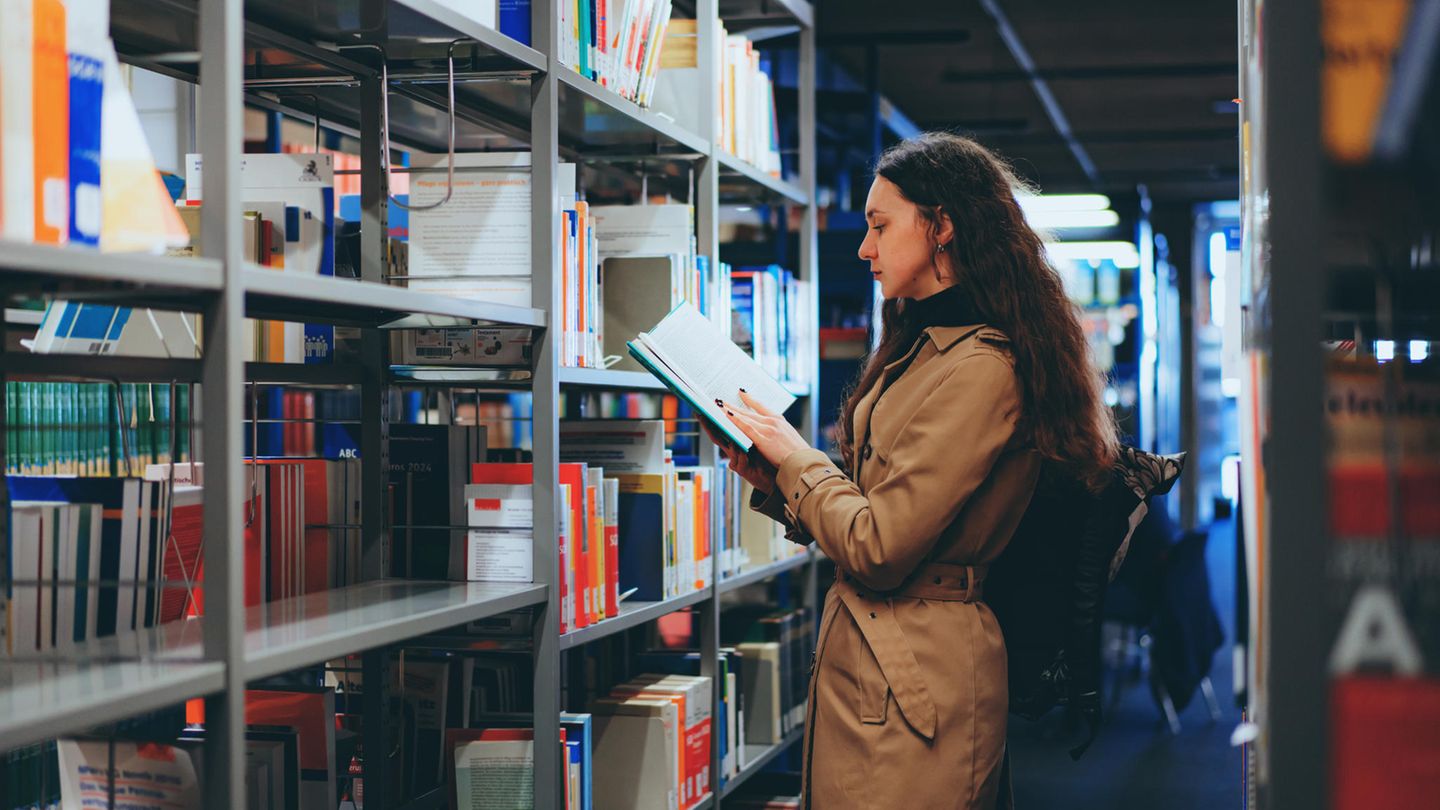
[587,472,603,625]
[576,200,589,367]
[31,0,67,244]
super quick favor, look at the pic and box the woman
[717,132,1118,809]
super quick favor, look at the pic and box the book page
[455,740,535,810]
[408,153,532,279]
[636,303,795,449]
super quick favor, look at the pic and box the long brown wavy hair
[840,132,1119,492]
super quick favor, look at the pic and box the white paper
[467,531,534,583]
[58,739,202,810]
[466,484,534,529]
[455,740,534,810]
[407,153,532,279]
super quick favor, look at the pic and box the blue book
[499,0,532,46]
[560,712,593,810]
[614,474,667,600]
[66,43,104,247]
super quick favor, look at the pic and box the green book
[5,383,16,474]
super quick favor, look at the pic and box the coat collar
[925,323,988,353]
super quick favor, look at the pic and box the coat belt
[834,562,988,741]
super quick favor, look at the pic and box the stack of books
[592,673,716,810]
[181,152,338,365]
[558,0,676,107]
[723,604,813,745]
[651,20,783,175]
[5,382,193,477]
[732,265,813,385]
[589,203,730,372]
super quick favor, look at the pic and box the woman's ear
[933,207,955,249]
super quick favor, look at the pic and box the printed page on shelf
[406,153,560,308]
[58,740,202,810]
[560,419,667,473]
[628,302,794,451]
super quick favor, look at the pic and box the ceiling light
[1376,340,1396,362]
[1016,193,1112,214]
[1045,240,1141,269]
[1025,209,1120,230]
[1410,340,1429,363]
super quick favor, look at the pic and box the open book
[627,302,795,451]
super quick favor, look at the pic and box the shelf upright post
[356,1,396,800]
[1259,0,1328,806]
[694,2,726,803]
[797,23,820,452]
[1261,0,1324,801]
[797,11,823,660]
[196,0,246,805]
[531,0,563,804]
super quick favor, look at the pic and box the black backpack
[986,447,1186,758]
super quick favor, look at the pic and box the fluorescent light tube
[1025,209,1121,230]
[1045,240,1141,269]
[1016,193,1112,213]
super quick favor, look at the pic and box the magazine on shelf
[626,302,794,451]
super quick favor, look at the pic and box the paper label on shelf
[467,484,534,529]
[467,530,534,583]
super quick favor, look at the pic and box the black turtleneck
[908,283,982,329]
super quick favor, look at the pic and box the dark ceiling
[816,0,1240,203]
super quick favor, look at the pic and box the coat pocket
[858,630,891,724]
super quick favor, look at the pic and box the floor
[1007,518,1245,810]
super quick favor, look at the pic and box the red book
[1333,676,1440,809]
[472,463,571,633]
[297,459,331,594]
[560,463,591,630]
[303,392,317,457]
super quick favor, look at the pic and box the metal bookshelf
[0,0,820,807]
[1239,1,1440,806]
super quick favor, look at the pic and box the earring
[935,242,946,254]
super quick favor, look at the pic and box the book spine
[32,0,68,244]
[1,0,37,242]
[65,6,103,247]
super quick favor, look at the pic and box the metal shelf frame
[558,587,716,650]
[0,1,819,808]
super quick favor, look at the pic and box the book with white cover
[1,0,36,242]
[627,302,794,451]
[465,482,534,583]
[559,419,668,474]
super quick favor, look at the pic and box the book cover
[613,472,667,601]
[65,0,105,247]
[1,0,37,242]
[31,0,67,244]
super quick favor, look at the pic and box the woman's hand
[721,389,813,469]
[703,422,779,494]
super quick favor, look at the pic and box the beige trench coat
[754,323,1041,809]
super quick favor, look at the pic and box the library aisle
[3,1,1438,809]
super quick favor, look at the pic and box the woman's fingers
[736,389,776,417]
[723,403,763,439]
